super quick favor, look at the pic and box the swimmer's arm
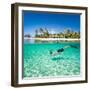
[52,52,59,56]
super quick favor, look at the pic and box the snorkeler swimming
[50,45,78,56]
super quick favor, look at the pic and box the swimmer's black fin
[50,50,53,55]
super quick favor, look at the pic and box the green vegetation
[24,34,31,38]
[24,28,80,39]
[35,28,80,39]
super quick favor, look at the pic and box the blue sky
[23,11,80,37]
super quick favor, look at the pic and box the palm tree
[39,28,44,33]
[39,28,44,38]
[35,29,38,37]
[44,28,49,38]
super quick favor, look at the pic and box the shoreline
[24,37,80,41]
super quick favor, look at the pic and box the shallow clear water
[24,40,80,78]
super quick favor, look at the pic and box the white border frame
[18,6,86,84]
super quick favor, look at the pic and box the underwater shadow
[52,56,70,61]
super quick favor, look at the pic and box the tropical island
[24,28,80,42]
[34,28,80,38]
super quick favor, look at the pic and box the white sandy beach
[24,37,80,41]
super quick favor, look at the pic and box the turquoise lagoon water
[24,40,80,78]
